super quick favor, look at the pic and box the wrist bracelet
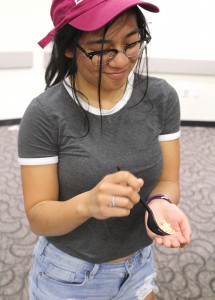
[146,194,172,205]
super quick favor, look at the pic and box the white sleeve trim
[18,156,58,166]
[158,131,180,142]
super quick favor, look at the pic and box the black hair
[45,6,151,134]
[45,26,82,88]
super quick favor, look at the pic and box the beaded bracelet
[146,193,172,205]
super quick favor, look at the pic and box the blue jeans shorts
[29,236,158,300]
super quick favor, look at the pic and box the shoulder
[135,74,178,101]
[18,83,69,162]
[21,82,74,127]
[148,76,179,102]
[20,81,87,141]
[32,82,70,112]
[132,74,180,139]
[19,82,71,140]
[148,76,175,91]
[133,74,179,111]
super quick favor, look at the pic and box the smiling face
[73,11,141,106]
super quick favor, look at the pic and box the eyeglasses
[77,34,151,66]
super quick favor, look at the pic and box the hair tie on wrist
[146,194,172,205]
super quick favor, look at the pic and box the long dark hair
[45,7,151,134]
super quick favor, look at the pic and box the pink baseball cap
[38,0,159,48]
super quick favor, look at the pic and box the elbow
[27,214,46,236]
[26,204,48,236]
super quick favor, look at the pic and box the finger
[109,207,131,218]
[99,205,131,218]
[160,236,173,248]
[108,171,144,192]
[169,239,181,248]
[99,182,141,204]
[154,233,185,248]
[108,196,134,209]
[154,236,164,245]
[153,236,173,247]
[180,218,192,245]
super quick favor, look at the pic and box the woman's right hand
[21,165,143,236]
[85,170,144,219]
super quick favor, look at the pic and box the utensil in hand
[140,199,170,236]
[116,166,170,236]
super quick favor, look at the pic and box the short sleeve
[18,98,59,165]
[158,85,181,142]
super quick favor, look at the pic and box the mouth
[103,70,128,80]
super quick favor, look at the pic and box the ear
[65,50,73,58]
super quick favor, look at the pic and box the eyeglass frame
[76,30,151,65]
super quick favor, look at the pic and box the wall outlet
[182,88,200,98]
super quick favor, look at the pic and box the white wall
[0,0,51,120]
[0,0,215,121]
[144,0,215,122]
[144,0,215,60]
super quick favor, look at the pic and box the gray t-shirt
[18,74,180,263]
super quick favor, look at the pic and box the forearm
[148,179,180,205]
[27,191,91,236]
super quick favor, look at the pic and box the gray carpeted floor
[0,125,214,300]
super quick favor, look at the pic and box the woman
[18,1,192,299]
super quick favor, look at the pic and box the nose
[108,50,129,67]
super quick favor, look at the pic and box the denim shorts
[29,236,158,300]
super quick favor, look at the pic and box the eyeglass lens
[92,41,146,66]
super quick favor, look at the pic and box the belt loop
[140,246,151,264]
[38,236,49,255]
[88,264,99,280]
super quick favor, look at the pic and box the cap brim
[69,0,159,31]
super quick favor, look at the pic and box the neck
[73,77,127,110]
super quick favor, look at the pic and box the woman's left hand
[145,200,192,248]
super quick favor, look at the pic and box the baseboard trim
[0,119,21,127]
[0,118,214,128]
[181,120,215,127]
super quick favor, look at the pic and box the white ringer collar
[63,72,134,116]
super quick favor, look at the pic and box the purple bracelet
[146,194,172,205]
